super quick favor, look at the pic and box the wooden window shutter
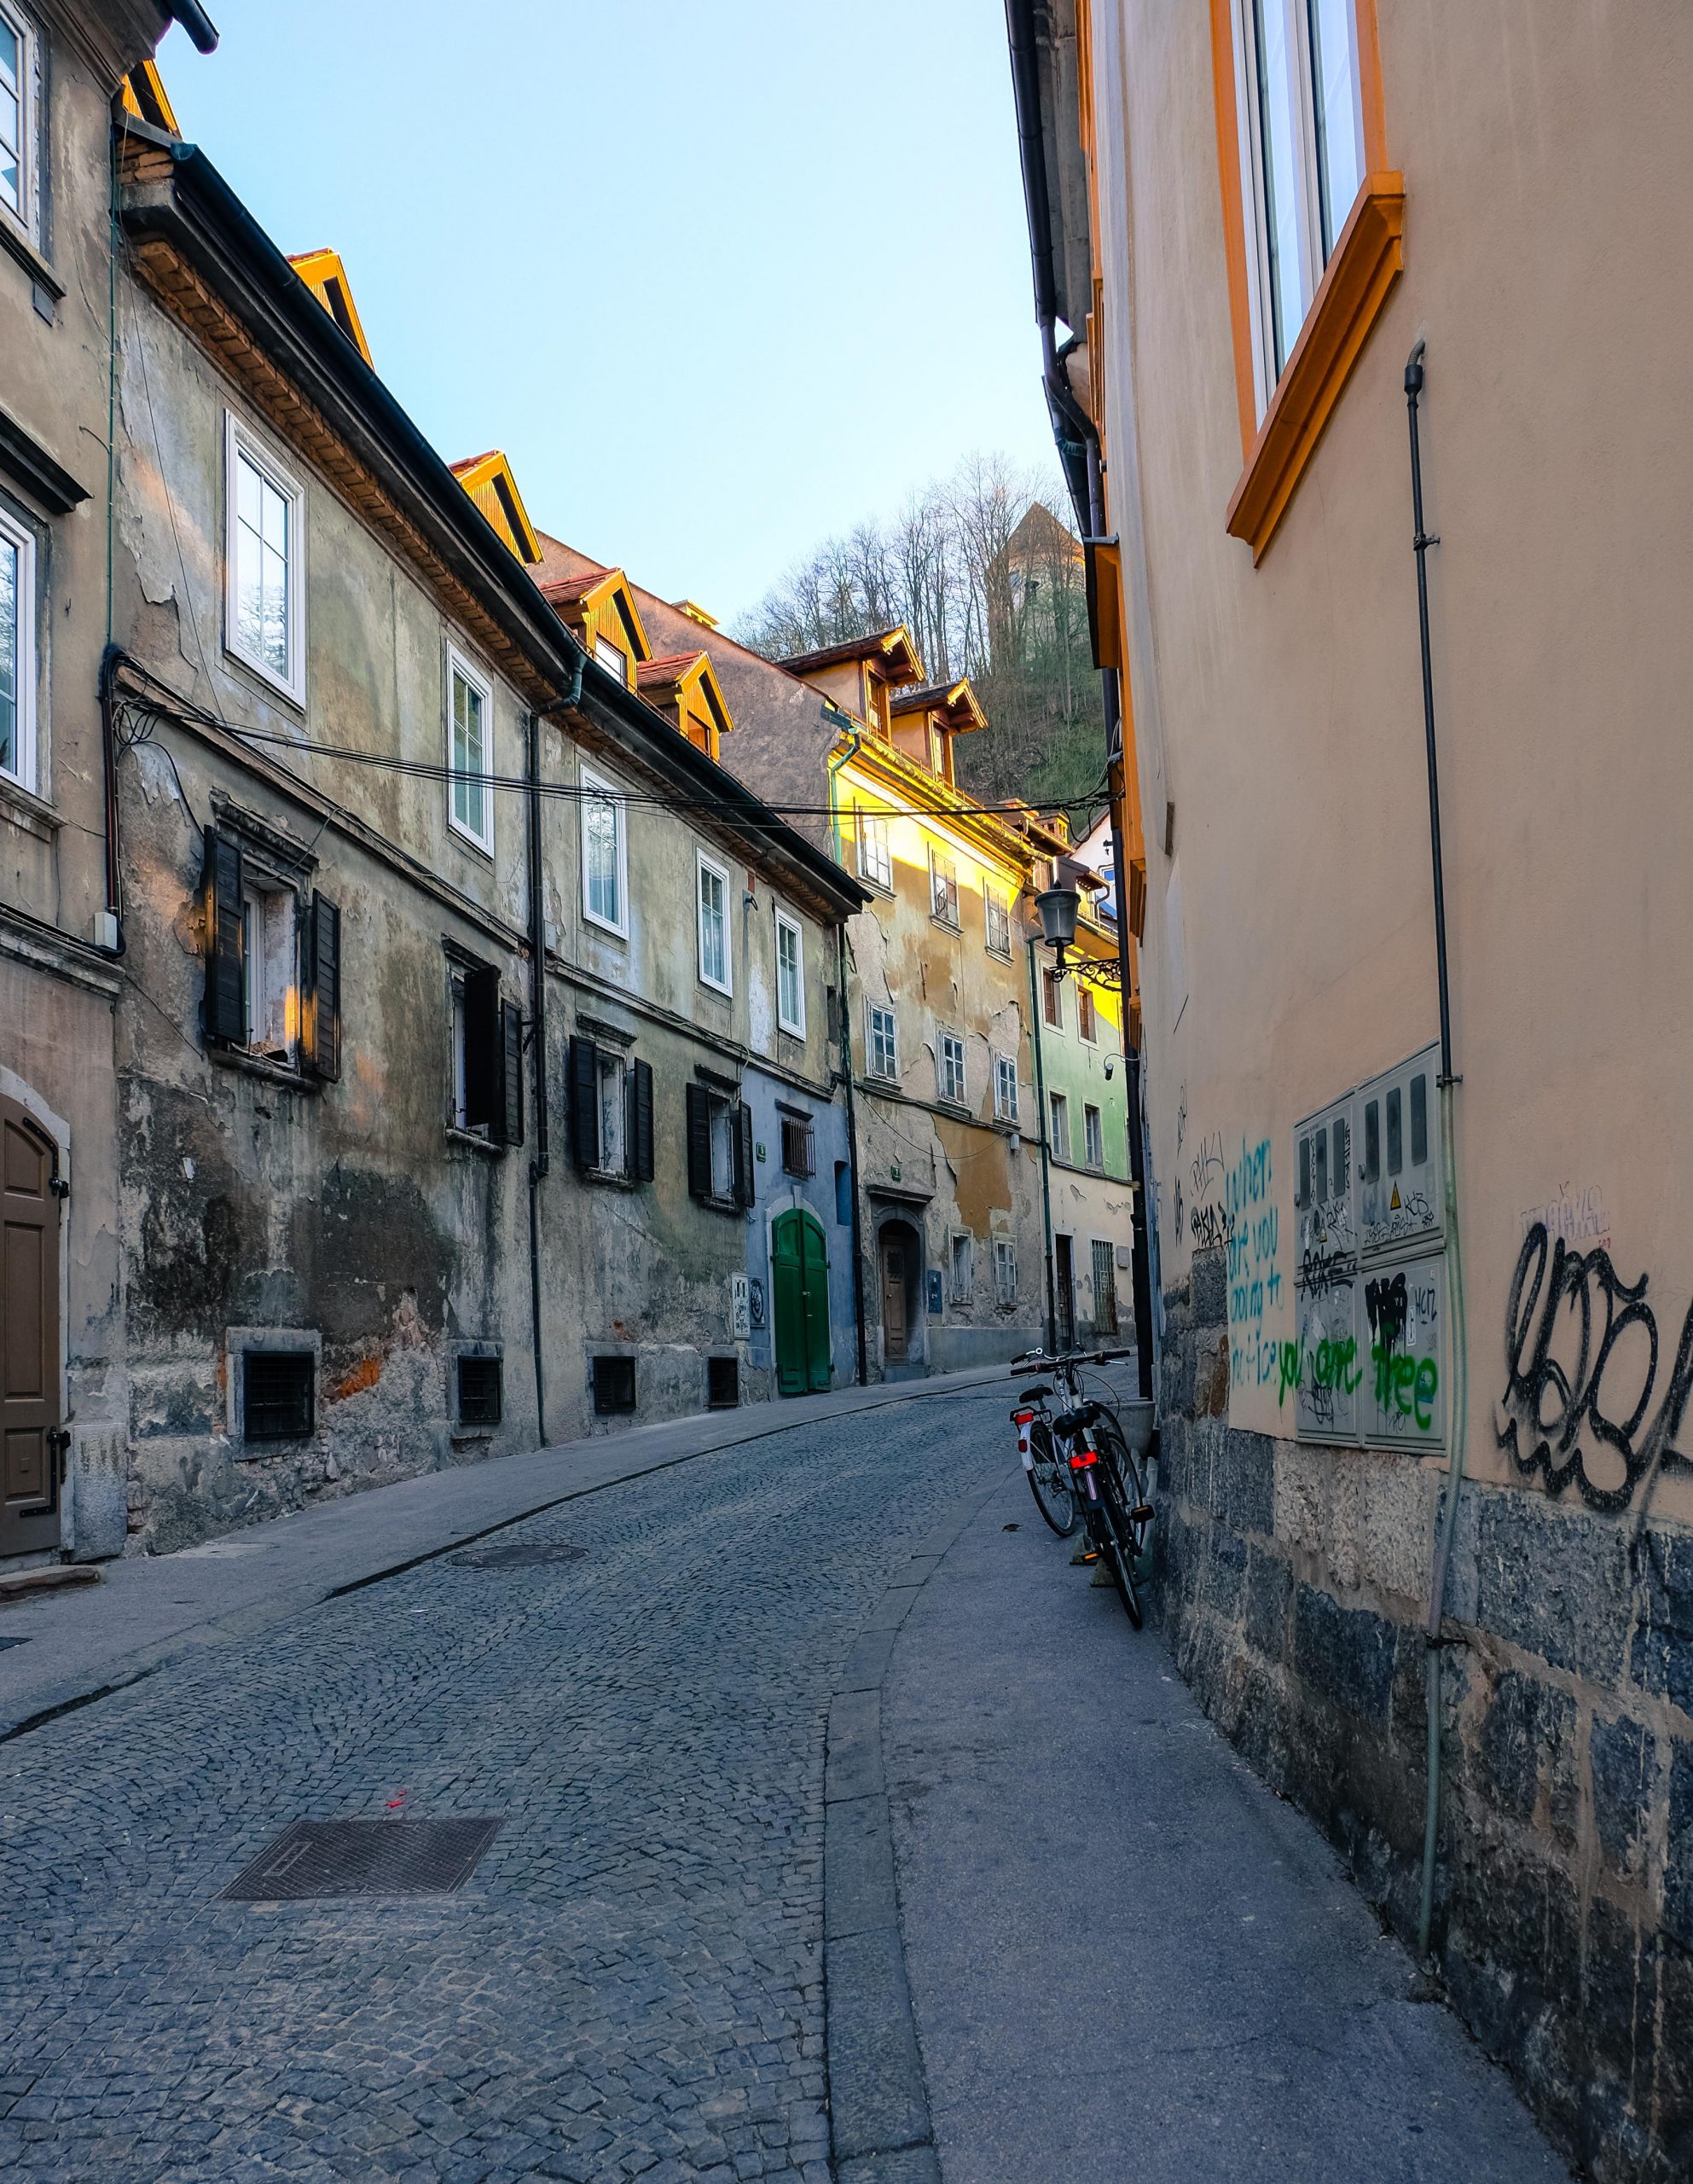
[201,828,246,1046]
[569,1034,600,1169]
[631,1059,655,1183]
[303,892,341,1081]
[461,964,501,1129]
[733,1101,755,1208]
[686,1082,712,1200]
[497,1002,525,1147]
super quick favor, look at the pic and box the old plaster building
[1011,1,1693,2175]
[99,102,860,1554]
[0,12,216,1571]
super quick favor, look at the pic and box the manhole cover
[449,1540,586,1570]
[222,1817,502,1901]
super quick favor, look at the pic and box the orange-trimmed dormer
[780,626,924,739]
[449,452,542,566]
[888,677,986,786]
[638,651,733,761]
[289,249,374,368]
[540,566,652,687]
[122,60,180,136]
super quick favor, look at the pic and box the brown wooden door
[1055,1234,1076,1352]
[1,1095,61,1557]
[881,1237,908,1361]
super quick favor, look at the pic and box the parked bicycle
[1009,1347,1155,1626]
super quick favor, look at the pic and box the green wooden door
[774,1209,832,1396]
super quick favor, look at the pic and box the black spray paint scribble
[1365,1273,1408,1356]
[1498,1221,1693,1514]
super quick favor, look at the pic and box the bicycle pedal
[1070,1545,1100,1565]
[1130,1505,1156,1525]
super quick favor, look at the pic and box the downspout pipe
[1028,938,1058,1354]
[827,712,869,1386]
[1405,340,1470,1960]
[526,708,549,1445]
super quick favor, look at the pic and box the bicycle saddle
[1019,1384,1052,1403]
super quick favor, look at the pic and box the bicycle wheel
[1095,1417,1153,1562]
[1024,1420,1076,1536]
[1094,1472,1143,1628]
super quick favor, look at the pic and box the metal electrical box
[1292,1043,1446,1452]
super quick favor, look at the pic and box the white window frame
[929,847,960,929]
[983,885,1012,959]
[994,1054,1019,1125]
[774,907,805,1037]
[939,1030,966,1107]
[696,847,733,996]
[223,414,306,704]
[0,3,38,241]
[857,805,893,892]
[994,1235,1018,1304]
[1084,1102,1105,1170]
[580,764,629,939]
[1049,1089,1070,1165]
[596,1048,629,1177]
[0,502,37,797]
[446,644,495,855]
[867,1001,898,1082]
[594,634,629,686]
[949,1230,972,1305]
[1231,0,1367,419]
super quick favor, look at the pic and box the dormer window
[595,636,629,686]
[864,674,884,734]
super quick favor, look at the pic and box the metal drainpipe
[827,715,869,1385]
[1404,341,1470,1960]
[1028,938,1058,1355]
[525,708,550,1444]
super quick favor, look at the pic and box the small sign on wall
[728,1272,751,1339]
[926,1269,944,1316]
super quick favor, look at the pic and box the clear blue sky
[158,2,1056,624]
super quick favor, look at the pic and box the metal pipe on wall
[1028,938,1058,1355]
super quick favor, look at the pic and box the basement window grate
[707,1356,739,1409]
[457,1355,502,1430]
[222,1816,502,1901]
[243,1351,315,1441]
[592,1355,636,1416]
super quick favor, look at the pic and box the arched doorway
[773,1207,832,1395]
[1,1091,62,1557]
[878,1218,921,1366]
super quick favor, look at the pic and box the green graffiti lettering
[1414,1356,1439,1431]
[1278,1341,1302,1406]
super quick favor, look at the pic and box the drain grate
[449,1540,586,1571]
[222,1817,502,1901]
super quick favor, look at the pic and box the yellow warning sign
[1390,1184,1401,1210]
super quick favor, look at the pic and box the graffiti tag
[1226,1137,1283,1390]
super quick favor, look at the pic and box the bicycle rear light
[1068,1447,1099,1470]
[1010,1409,1035,1426]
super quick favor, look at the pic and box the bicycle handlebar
[1008,1345,1139,1373]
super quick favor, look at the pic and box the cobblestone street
[0,1390,1005,2183]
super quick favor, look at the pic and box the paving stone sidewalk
[0,1385,1013,2181]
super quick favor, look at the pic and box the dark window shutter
[497,1002,525,1147]
[304,892,341,1081]
[461,964,501,1128]
[733,1101,755,1208]
[632,1059,655,1183]
[686,1082,712,1200]
[569,1035,600,1169]
[201,828,246,1046]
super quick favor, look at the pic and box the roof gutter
[168,1,219,53]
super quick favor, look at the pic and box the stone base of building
[1154,1247,1692,2184]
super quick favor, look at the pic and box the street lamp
[1034,879,1081,977]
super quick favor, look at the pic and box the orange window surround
[1209,0,1402,562]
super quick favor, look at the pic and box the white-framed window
[710,1091,736,1197]
[984,885,1012,958]
[697,848,732,995]
[580,765,628,938]
[0,504,37,796]
[1077,984,1099,1043]
[1084,1102,1105,1169]
[1041,967,1064,1032]
[1231,0,1366,410]
[775,908,805,1036]
[857,806,892,892]
[930,848,960,928]
[994,1236,1018,1304]
[594,635,629,685]
[867,1002,898,1081]
[0,3,36,235]
[994,1054,1019,1124]
[949,1231,972,1304]
[447,646,495,853]
[224,415,305,702]
[1049,1089,1070,1163]
[939,1030,965,1106]
[596,1048,629,1176]
[241,875,299,1061]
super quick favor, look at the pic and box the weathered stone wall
[1155,1246,1693,2184]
